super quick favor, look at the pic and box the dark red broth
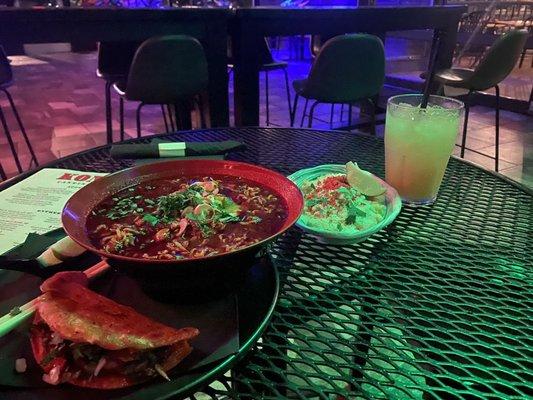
[86,175,288,260]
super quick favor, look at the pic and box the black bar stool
[291,34,385,134]
[518,16,532,68]
[0,46,38,174]
[96,42,139,144]
[229,38,291,126]
[432,29,528,172]
[113,35,209,138]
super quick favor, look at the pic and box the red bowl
[62,160,303,296]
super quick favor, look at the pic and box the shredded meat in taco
[31,271,199,389]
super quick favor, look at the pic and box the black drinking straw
[421,31,441,109]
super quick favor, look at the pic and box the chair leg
[0,162,6,181]
[0,105,22,173]
[136,103,144,138]
[366,98,376,136]
[460,90,473,159]
[167,104,176,132]
[348,104,353,127]
[200,98,207,129]
[265,71,270,126]
[300,98,309,128]
[329,104,334,129]
[290,94,299,127]
[340,104,344,122]
[307,101,319,128]
[2,88,38,167]
[518,49,526,68]
[175,100,192,130]
[104,81,113,144]
[196,96,206,129]
[282,66,292,122]
[174,104,183,130]
[161,105,170,133]
[494,85,500,172]
[119,97,125,142]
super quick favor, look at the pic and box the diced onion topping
[154,364,170,381]
[42,366,61,385]
[94,357,107,377]
[50,332,64,346]
[15,358,27,373]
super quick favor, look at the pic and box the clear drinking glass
[385,94,464,206]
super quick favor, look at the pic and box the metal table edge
[1,127,530,196]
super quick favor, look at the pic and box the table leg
[105,81,113,144]
[174,101,192,131]
[233,31,262,127]
[204,21,230,127]
[433,19,461,88]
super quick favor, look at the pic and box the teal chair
[113,35,208,138]
[433,29,528,172]
[290,34,385,133]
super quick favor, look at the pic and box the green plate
[288,164,402,244]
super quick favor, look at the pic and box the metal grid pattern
[50,128,532,399]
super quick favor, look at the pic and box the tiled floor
[1,49,532,188]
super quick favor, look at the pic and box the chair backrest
[470,29,529,90]
[259,38,275,65]
[97,41,139,77]
[0,46,13,86]
[310,35,322,58]
[125,35,208,104]
[459,10,488,33]
[228,38,275,66]
[300,34,385,103]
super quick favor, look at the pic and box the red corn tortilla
[37,271,198,350]
[31,271,199,389]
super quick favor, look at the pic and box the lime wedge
[346,161,386,197]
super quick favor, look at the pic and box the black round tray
[0,239,279,400]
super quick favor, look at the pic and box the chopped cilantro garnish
[40,349,59,366]
[143,214,159,226]
[345,202,366,225]
[219,214,241,224]
[345,213,356,225]
[106,196,142,219]
[306,197,327,207]
[8,306,21,316]
[157,192,189,222]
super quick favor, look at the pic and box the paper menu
[0,168,107,255]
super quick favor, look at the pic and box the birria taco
[30,271,199,389]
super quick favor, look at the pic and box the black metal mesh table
[10,128,532,399]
